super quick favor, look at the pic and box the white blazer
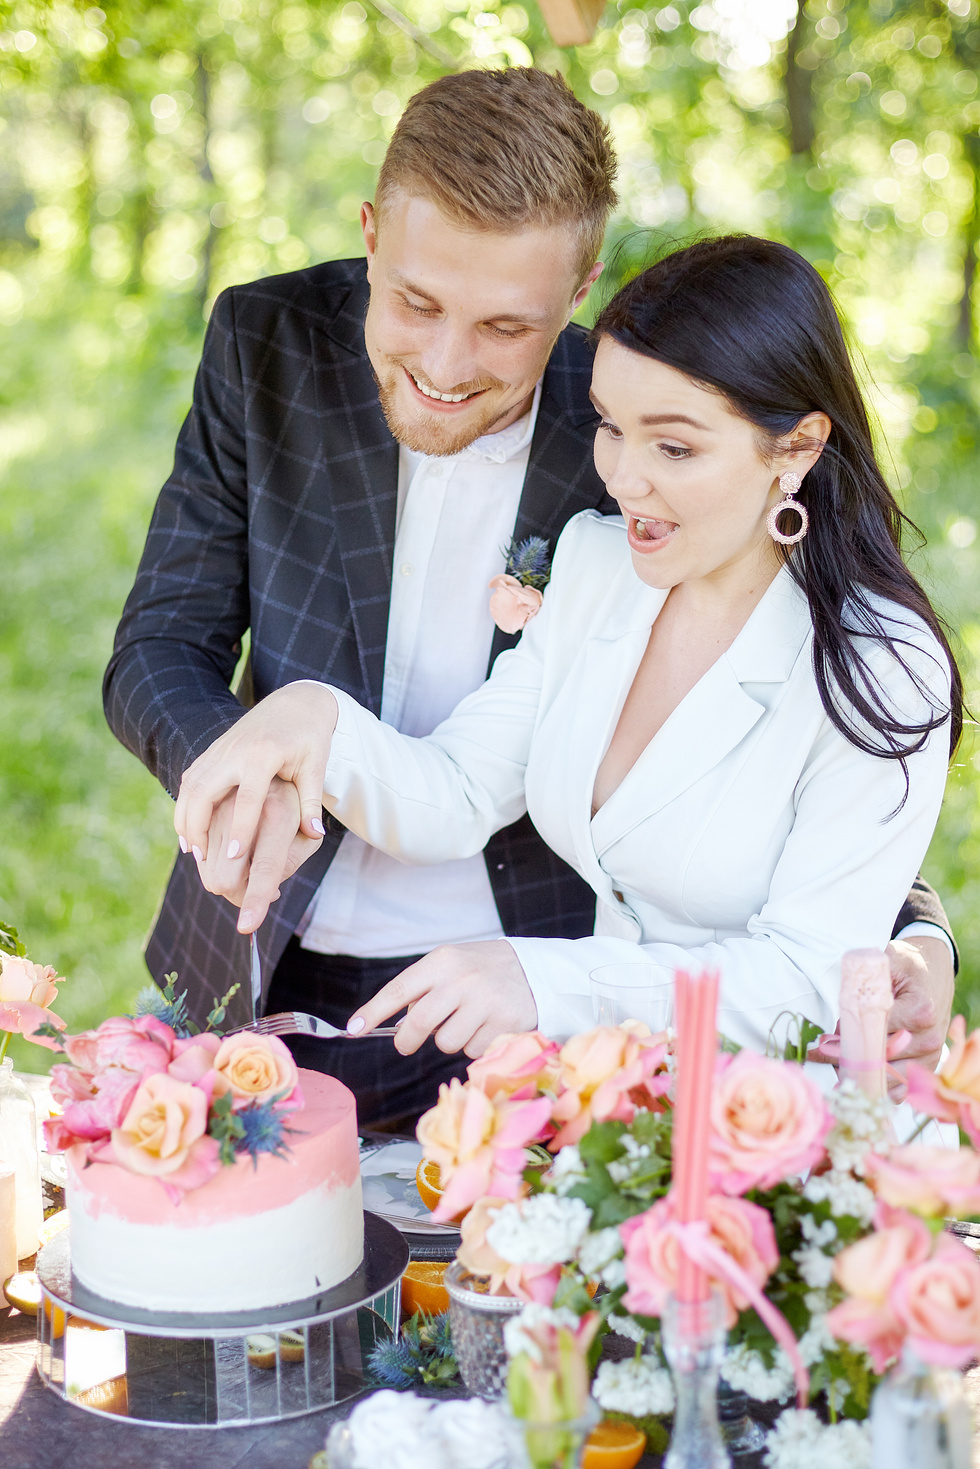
[322,511,951,1053]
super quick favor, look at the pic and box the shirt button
[400,563,414,577]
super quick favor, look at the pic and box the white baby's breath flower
[800,1215,837,1247]
[548,1145,586,1195]
[792,1243,836,1289]
[764,1408,871,1469]
[486,1194,592,1266]
[824,1082,890,1175]
[607,1136,653,1184]
[577,1226,623,1278]
[503,1303,580,1361]
[601,1257,627,1290]
[594,1356,674,1416]
[607,1311,647,1343]
[798,1314,838,1367]
[804,1289,831,1315]
[802,1169,875,1224]
[721,1344,794,1403]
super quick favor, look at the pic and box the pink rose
[109,1072,221,1196]
[825,1205,932,1372]
[211,1032,301,1110]
[0,998,67,1049]
[709,1052,832,1195]
[45,1066,142,1153]
[466,1031,560,1102]
[416,1078,553,1223]
[72,1014,175,1079]
[0,954,64,1009]
[891,1234,980,1368]
[906,1016,980,1146]
[488,574,543,634]
[867,1145,980,1219]
[550,1023,670,1150]
[456,1196,561,1303]
[621,1193,779,1329]
[168,1032,223,1086]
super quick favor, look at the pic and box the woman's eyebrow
[588,393,713,434]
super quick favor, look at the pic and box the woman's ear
[779,411,833,479]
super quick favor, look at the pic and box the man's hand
[884,935,954,1100]
[347,940,538,1059]
[194,778,323,933]
[175,682,339,865]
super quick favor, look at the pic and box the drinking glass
[589,964,674,1033]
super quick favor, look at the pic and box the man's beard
[374,360,513,457]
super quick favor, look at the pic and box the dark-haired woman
[177,236,960,1060]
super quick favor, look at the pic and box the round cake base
[35,1212,409,1428]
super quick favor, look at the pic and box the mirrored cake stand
[35,1211,410,1428]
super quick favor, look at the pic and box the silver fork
[227,1011,401,1040]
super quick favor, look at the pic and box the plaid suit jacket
[104,258,619,1029]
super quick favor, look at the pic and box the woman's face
[591,337,792,591]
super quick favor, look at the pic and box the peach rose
[906,1016,980,1146]
[211,1032,301,1110]
[825,1205,932,1372]
[0,953,67,1050]
[866,1145,980,1219]
[488,574,543,634]
[416,1078,552,1223]
[550,1023,670,1150]
[456,1196,561,1303]
[709,1052,832,1195]
[891,1234,980,1368]
[466,1031,560,1102]
[109,1073,221,1194]
[620,1193,779,1329]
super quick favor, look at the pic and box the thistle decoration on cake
[488,536,552,634]
[43,976,305,1202]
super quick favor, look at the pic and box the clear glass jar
[662,1290,731,1469]
[445,1259,525,1399]
[870,1345,972,1469]
[517,1397,600,1469]
[0,1056,42,1259]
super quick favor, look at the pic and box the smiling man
[107,67,955,1129]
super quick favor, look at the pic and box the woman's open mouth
[627,515,678,552]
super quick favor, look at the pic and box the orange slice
[38,1210,69,1247]
[582,1420,647,1469]
[4,1271,42,1317]
[400,1260,450,1318]
[415,1158,467,1224]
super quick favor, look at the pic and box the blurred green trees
[1,0,979,1066]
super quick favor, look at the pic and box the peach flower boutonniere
[488,536,552,634]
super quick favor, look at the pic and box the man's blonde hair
[376,68,618,279]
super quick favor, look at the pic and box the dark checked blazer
[104,258,954,1031]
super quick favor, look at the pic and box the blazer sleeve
[892,875,958,971]
[103,289,250,798]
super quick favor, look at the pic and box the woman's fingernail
[227,839,241,859]
[239,910,255,931]
[178,835,188,854]
[192,845,203,862]
[347,1016,366,1035]
[312,818,325,836]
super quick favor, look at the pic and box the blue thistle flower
[504,536,552,592]
[134,976,192,1037]
[367,1337,418,1388]
[233,1100,294,1165]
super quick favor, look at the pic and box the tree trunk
[958,132,980,352]
[785,5,814,157]
[196,52,217,315]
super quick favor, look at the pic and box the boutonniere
[488,536,552,634]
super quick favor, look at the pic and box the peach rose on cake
[620,1193,779,1329]
[456,1196,561,1303]
[825,1204,932,1372]
[168,1032,223,1087]
[866,1144,980,1219]
[0,953,67,1050]
[466,1031,561,1102]
[211,1032,302,1111]
[550,1023,670,1150]
[107,1072,221,1195]
[891,1233,980,1368]
[416,1078,552,1223]
[709,1052,832,1195]
[906,1016,980,1146]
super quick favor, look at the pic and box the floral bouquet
[0,916,68,1062]
[42,976,304,1202]
[416,1002,980,1466]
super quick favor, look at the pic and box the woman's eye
[598,420,622,439]
[659,443,692,459]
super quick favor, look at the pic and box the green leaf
[579,1119,628,1164]
[0,919,26,958]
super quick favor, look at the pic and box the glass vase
[870,1346,972,1469]
[517,1397,600,1469]
[716,1379,766,1459]
[0,1056,42,1260]
[662,1290,731,1469]
[445,1259,525,1399]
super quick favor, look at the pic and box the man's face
[362,192,602,456]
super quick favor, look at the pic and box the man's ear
[570,261,604,320]
[361,202,378,276]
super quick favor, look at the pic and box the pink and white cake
[65,1069,363,1312]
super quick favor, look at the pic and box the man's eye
[405,300,438,316]
[487,324,529,339]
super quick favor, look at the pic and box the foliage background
[1,0,979,1069]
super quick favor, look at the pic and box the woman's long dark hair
[593,235,963,784]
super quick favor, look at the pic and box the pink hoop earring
[767,471,808,545]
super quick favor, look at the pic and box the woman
[178,236,960,1059]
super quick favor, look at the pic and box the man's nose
[419,327,482,392]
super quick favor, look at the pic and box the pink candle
[672,968,720,1302]
[839,948,892,1101]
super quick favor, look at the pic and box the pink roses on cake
[709,1052,832,1194]
[108,1073,221,1197]
[211,1032,302,1110]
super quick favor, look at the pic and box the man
[106,67,954,1128]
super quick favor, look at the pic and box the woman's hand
[194,779,323,933]
[348,940,538,1059]
[174,682,339,862]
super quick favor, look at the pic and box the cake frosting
[66,1069,363,1312]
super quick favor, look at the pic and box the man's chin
[378,381,510,457]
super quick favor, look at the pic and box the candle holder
[662,1291,731,1469]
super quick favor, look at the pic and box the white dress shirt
[300,383,542,958]
[320,511,953,1054]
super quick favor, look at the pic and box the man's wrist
[894,922,955,966]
